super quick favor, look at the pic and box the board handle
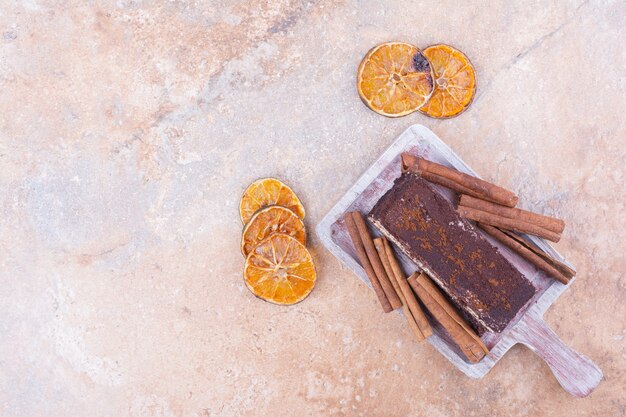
[515,314,603,397]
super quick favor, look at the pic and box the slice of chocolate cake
[368,173,536,333]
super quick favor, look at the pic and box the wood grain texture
[316,124,602,397]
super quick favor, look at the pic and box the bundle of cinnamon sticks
[402,153,575,285]
[408,272,488,363]
[344,211,432,339]
[344,211,486,363]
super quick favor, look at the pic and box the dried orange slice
[241,206,306,256]
[244,233,316,305]
[239,178,305,225]
[357,42,434,117]
[419,44,476,118]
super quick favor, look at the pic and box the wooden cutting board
[316,124,602,397]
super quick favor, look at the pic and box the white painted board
[316,124,602,397]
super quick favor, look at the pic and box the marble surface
[0,1,624,416]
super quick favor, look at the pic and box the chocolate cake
[368,173,536,333]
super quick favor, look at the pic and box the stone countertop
[0,1,624,416]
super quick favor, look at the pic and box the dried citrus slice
[419,44,476,118]
[244,233,316,305]
[241,206,306,256]
[239,178,305,225]
[357,42,434,118]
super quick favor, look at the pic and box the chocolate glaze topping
[369,173,536,333]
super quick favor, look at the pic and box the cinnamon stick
[382,238,433,338]
[350,212,403,310]
[478,223,569,284]
[401,153,518,207]
[458,205,561,242]
[411,273,487,350]
[344,213,392,312]
[373,238,426,342]
[373,238,405,305]
[460,194,565,234]
[408,273,488,363]
[499,228,575,279]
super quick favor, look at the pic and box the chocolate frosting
[369,173,536,333]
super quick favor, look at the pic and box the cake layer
[368,173,536,333]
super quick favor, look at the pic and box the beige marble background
[0,0,624,416]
